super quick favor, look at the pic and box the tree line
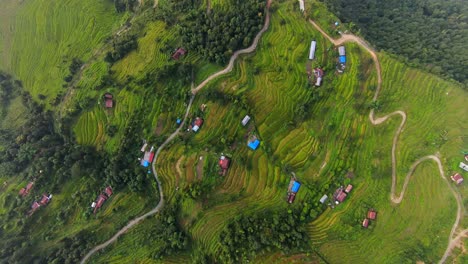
[322,0,468,87]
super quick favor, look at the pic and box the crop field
[0,0,124,104]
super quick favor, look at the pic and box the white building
[241,115,251,126]
[460,162,468,172]
[299,0,305,12]
[309,40,317,60]
[338,46,346,56]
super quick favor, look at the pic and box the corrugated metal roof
[291,181,301,193]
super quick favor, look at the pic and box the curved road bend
[308,19,464,264]
[81,1,272,262]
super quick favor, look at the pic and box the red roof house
[172,48,187,60]
[40,194,52,206]
[219,156,230,170]
[103,93,113,108]
[336,190,347,203]
[19,182,34,197]
[192,117,204,132]
[28,201,41,216]
[104,186,113,197]
[93,194,108,214]
[451,173,464,185]
[19,188,26,196]
[344,184,353,193]
[367,209,377,220]
[287,193,296,204]
[362,218,369,228]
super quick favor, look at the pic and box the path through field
[308,19,464,264]
[80,1,272,262]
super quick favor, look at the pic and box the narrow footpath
[308,19,465,264]
[80,1,272,262]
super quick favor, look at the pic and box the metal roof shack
[104,186,113,197]
[219,156,230,176]
[103,93,113,108]
[460,162,468,172]
[338,46,346,56]
[94,194,108,214]
[334,188,347,203]
[344,184,353,193]
[40,194,52,206]
[339,55,346,64]
[248,139,260,150]
[367,209,377,220]
[451,173,464,185]
[362,218,369,228]
[319,194,328,204]
[287,193,296,204]
[291,181,301,193]
[241,115,251,126]
[19,182,34,197]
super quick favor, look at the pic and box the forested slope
[322,0,468,86]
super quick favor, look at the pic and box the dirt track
[309,19,464,263]
[80,1,272,262]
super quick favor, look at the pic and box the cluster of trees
[105,34,138,64]
[218,208,310,263]
[113,0,139,13]
[64,58,83,83]
[323,0,468,86]
[0,71,21,107]
[181,0,266,64]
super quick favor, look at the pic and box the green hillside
[0,0,466,263]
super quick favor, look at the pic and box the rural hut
[344,184,353,194]
[248,139,260,150]
[367,209,377,220]
[192,117,204,132]
[103,93,113,108]
[39,193,52,206]
[104,186,113,197]
[451,173,464,185]
[338,46,346,56]
[314,68,324,86]
[319,194,328,204]
[309,40,317,60]
[460,162,468,172]
[219,156,230,176]
[299,0,304,12]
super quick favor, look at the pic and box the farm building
[219,156,230,176]
[460,162,468,172]
[465,154,468,162]
[367,209,377,220]
[344,184,353,193]
[319,194,328,204]
[104,186,113,197]
[28,193,52,215]
[291,181,301,193]
[192,117,204,132]
[29,201,41,215]
[248,139,260,150]
[19,182,34,197]
[309,41,317,60]
[241,115,251,126]
[362,218,369,228]
[103,93,113,108]
[338,46,346,56]
[298,0,304,12]
[140,142,148,152]
[94,194,108,214]
[172,48,187,60]
[339,55,346,64]
[451,173,464,185]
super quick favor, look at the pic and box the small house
[241,115,251,126]
[334,189,347,203]
[291,181,301,193]
[460,162,468,172]
[192,117,204,132]
[319,194,328,204]
[338,46,346,56]
[339,55,346,64]
[172,48,187,60]
[465,154,468,162]
[367,209,377,220]
[29,201,41,215]
[309,41,317,60]
[344,184,353,194]
[94,194,108,214]
[362,218,369,228]
[103,93,113,108]
[288,193,296,204]
[140,143,148,152]
[451,173,464,185]
[19,182,34,197]
[248,139,260,150]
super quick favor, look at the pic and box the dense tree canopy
[322,0,468,86]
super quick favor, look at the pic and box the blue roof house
[291,181,301,193]
[339,55,346,63]
[248,139,260,150]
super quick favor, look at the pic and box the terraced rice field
[0,0,124,104]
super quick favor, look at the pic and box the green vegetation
[0,0,466,263]
[322,0,468,86]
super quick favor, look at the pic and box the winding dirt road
[80,1,272,262]
[309,19,464,263]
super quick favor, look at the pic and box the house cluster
[91,186,113,214]
[219,155,230,176]
[172,48,187,60]
[362,208,377,228]
[333,184,353,204]
[140,142,155,167]
[287,178,301,204]
[18,182,34,197]
[306,41,325,87]
[313,68,324,87]
[450,153,468,185]
[337,46,346,73]
[29,193,52,216]
[103,92,114,109]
